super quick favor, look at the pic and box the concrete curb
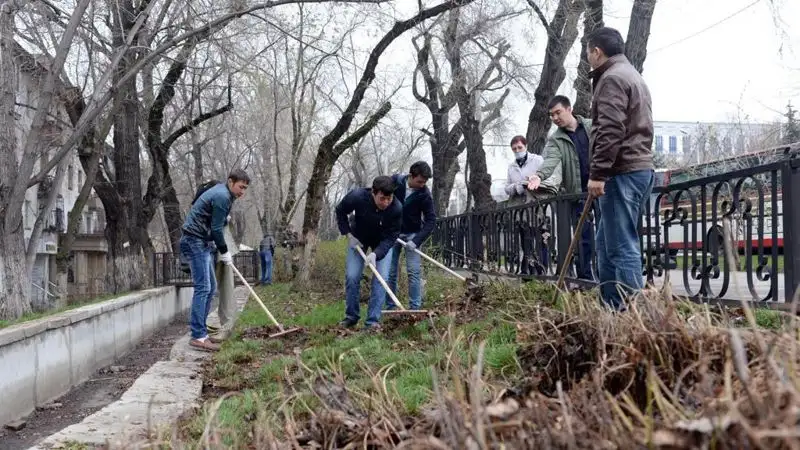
[29,286,251,449]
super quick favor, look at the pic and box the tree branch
[333,102,392,154]
[163,77,233,149]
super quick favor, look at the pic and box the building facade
[16,48,108,306]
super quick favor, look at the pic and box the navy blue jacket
[182,183,235,254]
[335,188,402,260]
[390,174,437,247]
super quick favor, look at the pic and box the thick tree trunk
[431,143,462,215]
[57,143,102,303]
[460,91,494,210]
[295,150,336,284]
[572,0,604,118]
[625,0,657,73]
[525,0,584,154]
[0,2,31,319]
[105,0,147,293]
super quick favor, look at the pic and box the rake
[354,246,430,319]
[552,195,595,303]
[229,262,303,339]
[396,238,480,289]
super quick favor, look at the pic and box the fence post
[782,160,800,303]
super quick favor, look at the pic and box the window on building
[669,135,677,153]
[655,135,664,153]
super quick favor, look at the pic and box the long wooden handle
[396,238,466,282]
[355,246,405,310]
[230,262,284,330]
[555,195,595,290]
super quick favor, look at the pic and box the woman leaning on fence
[503,136,560,275]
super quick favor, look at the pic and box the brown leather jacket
[588,54,654,181]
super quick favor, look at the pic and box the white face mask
[514,151,527,161]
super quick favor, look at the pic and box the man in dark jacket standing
[585,27,655,310]
[180,169,250,351]
[529,95,594,280]
[335,175,402,331]
[386,161,436,310]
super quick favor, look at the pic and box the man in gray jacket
[585,27,655,310]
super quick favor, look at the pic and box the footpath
[28,287,250,449]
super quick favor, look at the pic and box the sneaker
[338,319,358,329]
[208,335,225,344]
[189,338,220,352]
[206,323,221,333]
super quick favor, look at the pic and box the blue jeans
[259,251,273,284]
[596,169,654,310]
[179,235,217,339]
[344,246,394,326]
[574,201,594,281]
[386,234,423,310]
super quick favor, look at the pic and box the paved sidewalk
[30,286,251,449]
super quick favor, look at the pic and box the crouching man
[335,176,402,332]
[179,169,249,351]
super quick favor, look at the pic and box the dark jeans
[179,235,217,339]
[596,169,654,310]
[259,251,273,284]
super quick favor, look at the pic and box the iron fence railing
[152,250,259,286]
[433,158,800,306]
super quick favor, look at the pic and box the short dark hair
[587,27,625,58]
[548,95,571,110]
[409,161,432,179]
[371,175,395,196]
[228,168,251,184]
[510,135,527,147]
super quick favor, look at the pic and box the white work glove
[348,233,362,249]
[219,252,233,265]
[515,183,525,195]
[404,240,417,251]
[365,252,377,268]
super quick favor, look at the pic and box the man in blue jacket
[386,161,436,310]
[335,175,402,331]
[180,169,249,351]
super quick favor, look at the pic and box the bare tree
[0,0,91,319]
[524,0,585,154]
[297,0,478,285]
[572,0,603,117]
[413,5,518,213]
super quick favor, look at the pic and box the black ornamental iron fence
[433,158,800,307]
[153,250,259,287]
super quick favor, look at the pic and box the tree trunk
[572,0,604,118]
[105,0,147,293]
[460,91,494,210]
[525,0,584,154]
[0,1,32,319]
[162,172,183,253]
[57,143,102,304]
[625,0,657,74]
[295,150,336,284]
[431,143,462,215]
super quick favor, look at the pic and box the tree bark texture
[572,0,603,117]
[525,0,585,154]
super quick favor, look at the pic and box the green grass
[182,240,525,442]
[0,291,129,329]
[181,239,793,445]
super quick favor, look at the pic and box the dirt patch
[0,318,188,450]
[240,325,308,349]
